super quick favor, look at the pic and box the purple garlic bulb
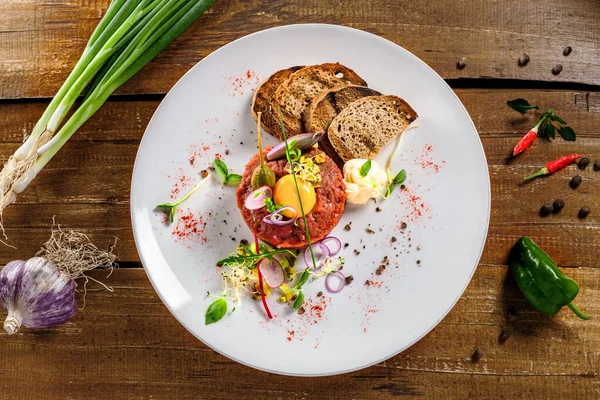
[0,257,76,334]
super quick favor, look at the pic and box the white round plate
[131,24,490,376]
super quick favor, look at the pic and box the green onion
[0,0,216,230]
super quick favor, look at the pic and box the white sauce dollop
[343,159,388,204]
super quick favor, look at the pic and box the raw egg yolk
[273,175,316,218]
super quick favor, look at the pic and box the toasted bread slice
[251,66,304,136]
[270,63,367,138]
[328,95,418,162]
[304,85,381,167]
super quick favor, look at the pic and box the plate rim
[130,23,491,377]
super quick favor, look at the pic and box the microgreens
[384,169,407,198]
[216,248,294,267]
[156,175,211,223]
[214,158,242,185]
[507,98,576,142]
[359,159,372,177]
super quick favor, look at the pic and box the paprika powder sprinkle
[524,154,582,180]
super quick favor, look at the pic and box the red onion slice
[245,186,272,210]
[258,258,284,288]
[304,243,330,271]
[325,271,346,293]
[319,236,342,255]
[262,206,297,225]
[266,132,325,161]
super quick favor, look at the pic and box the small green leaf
[558,126,576,141]
[392,169,407,185]
[359,159,372,177]
[214,158,229,181]
[292,291,304,310]
[297,269,310,288]
[205,298,227,325]
[551,114,567,125]
[507,98,539,114]
[225,174,242,185]
[156,203,174,209]
[544,123,556,140]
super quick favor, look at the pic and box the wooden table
[1,1,599,398]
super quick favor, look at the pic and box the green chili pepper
[508,237,589,320]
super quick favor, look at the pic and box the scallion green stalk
[0,0,216,225]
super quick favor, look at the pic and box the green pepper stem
[524,167,549,181]
[567,302,590,320]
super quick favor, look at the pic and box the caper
[251,165,276,189]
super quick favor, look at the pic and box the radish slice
[320,236,342,255]
[258,258,284,288]
[245,186,272,210]
[325,271,346,293]
[304,243,329,271]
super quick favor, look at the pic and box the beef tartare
[236,146,346,249]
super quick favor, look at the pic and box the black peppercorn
[518,54,530,67]
[499,330,510,344]
[570,175,582,189]
[552,64,563,75]
[563,46,572,56]
[471,348,483,363]
[578,157,590,169]
[552,199,565,213]
[540,203,553,216]
[579,206,591,219]
[594,160,600,171]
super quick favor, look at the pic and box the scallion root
[36,223,118,307]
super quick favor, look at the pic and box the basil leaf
[214,158,229,181]
[205,298,227,325]
[558,126,576,141]
[292,291,304,310]
[359,159,372,177]
[507,98,539,114]
[551,114,567,125]
[225,174,242,185]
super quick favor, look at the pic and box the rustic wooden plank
[1,90,597,143]
[0,266,597,399]
[1,0,599,100]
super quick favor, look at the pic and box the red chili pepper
[513,126,539,156]
[254,234,273,320]
[524,154,582,180]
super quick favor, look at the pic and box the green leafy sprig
[156,175,211,223]
[507,98,576,142]
[205,297,227,325]
[214,158,242,185]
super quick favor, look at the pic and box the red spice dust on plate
[188,144,210,166]
[265,296,331,345]
[168,168,194,199]
[171,208,208,247]
[225,69,260,97]
[415,144,445,174]
[395,185,431,223]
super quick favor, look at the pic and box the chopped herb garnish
[264,197,283,213]
[359,159,372,177]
